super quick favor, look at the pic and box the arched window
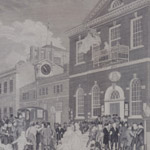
[110,0,123,11]
[92,82,100,117]
[76,86,84,117]
[130,77,142,116]
[111,90,120,100]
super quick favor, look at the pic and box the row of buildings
[0,43,69,125]
[0,0,150,129]
[67,0,150,148]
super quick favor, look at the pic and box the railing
[92,44,129,68]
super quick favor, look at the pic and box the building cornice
[67,0,150,37]
[83,0,109,23]
[0,68,16,78]
[69,58,150,78]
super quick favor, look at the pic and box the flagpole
[46,22,50,45]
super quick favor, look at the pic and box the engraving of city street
[0,0,149,150]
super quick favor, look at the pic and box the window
[0,83,1,94]
[109,24,121,47]
[54,57,61,65]
[4,82,7,93]
[76,40,84,64]
[130,77,142,116]
[111,90,120,100]
[57,85,60,93]
[10,80,13,92]
[131,16,143,49]
[110,0,123,10]
[9,107,13,115]
[56,102,63,111]
[46,87,48,95]
[40,50,45,60]
[54,86,56,93]
[33,91,36,99]
[0,108,1,119]
[23,92,29,100]
[54,84,63,94]
[60,84,63,92]
[42,88,45,95]
[39,89,42,96]
[92,82,100,117]
[76,86,85,117]
[4,107,7,115]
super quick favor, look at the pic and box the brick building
[20,72,69,124]
[0,61,35,118]
[67,0,150,124]
[29,42,69,67]
[20,44,69,124]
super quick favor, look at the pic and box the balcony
[92,44,129,68]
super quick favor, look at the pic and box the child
[12,131,28,150]
[95,142,101,150]
[0,139,5,150]
[5,144,13,150]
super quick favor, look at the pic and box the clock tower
[34,60,64,79]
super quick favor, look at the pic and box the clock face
[41,64,51,75]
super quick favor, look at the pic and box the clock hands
[41,64,51,75]
[43,65,48,73]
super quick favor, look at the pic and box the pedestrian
[131,123,138,150]
[124,125,134,150]
[12,131,28,150]
[136,123,144,150]
[26,122,37,150]
[110,122,119,150]
[40,122,53,150]
[118,122,128,150]
[86,122,98,148]
[96,123,103,148]
[103,123,110,150]
[0,123,9,145]
[55,124,62,145]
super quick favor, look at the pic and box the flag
[79,28,101,53]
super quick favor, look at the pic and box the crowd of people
[0,113,67,150]
[83,115,144,150]
[0,113,145,150]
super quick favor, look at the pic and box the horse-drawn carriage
[18,107,48,128]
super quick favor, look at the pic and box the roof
[42,45,68,53]
[0,67,16,78]
[37,72,69,85]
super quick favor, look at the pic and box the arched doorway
[104,84,125,120]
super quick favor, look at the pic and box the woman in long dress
[58,123,87,150]
[71,123,84,150]
[57,125,74,150]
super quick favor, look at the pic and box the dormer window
[109,0,124,11]
[76,40,84,64]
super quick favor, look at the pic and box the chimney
[50,41,54,62]
[37,47,41,61]
[30,46,35,62]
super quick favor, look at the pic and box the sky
[0,0,99,72]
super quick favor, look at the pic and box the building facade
[68,0,150,124]
[20,43,69,124]
[0,61,35,118]
[29,42,69,67]
[20,73,69,124]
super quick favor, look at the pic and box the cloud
[0,19,65,72]
[0,19,65,51]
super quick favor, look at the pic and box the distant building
[0,61,35,118]
[20,43,69,124]
[20,72,69,124]
[67,0,150,124]
[29,42,69,67]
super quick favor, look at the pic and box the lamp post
[69,108,73,122]
[88,112,91,121]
